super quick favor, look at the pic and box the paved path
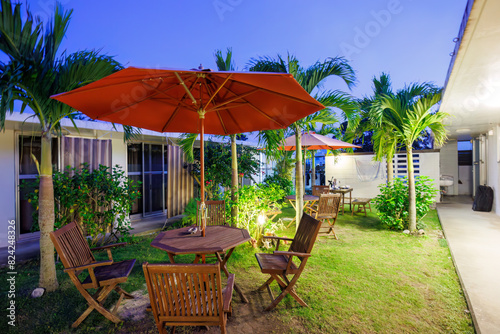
[437,196,500,334]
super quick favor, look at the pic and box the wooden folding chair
[143,262,234,334]
[308,193,342,239]
[255,213,322,311]
[198,200,228,226]
[308,185,331,214]
[50,222,136,328]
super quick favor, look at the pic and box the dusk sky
[20,0,466,100]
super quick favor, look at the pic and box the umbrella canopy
[51,67,325,236]
[281,132,361,151]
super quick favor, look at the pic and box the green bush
[21,164,141,246]
[181,197,200,227]
[263,172,294,197]
[225,183,285,246]
[373,176,438,230]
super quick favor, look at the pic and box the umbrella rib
[223,85,287,128]
[214,110,228,134]
[204,74,233,108]
[161,75,201,132]
[174,72,198,105]
[205,89,259,112]
[228,80,323,108]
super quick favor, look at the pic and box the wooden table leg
[349,191,352,213]
[216,250,249,303]
[167,253,176,264]
[341,193,345,215]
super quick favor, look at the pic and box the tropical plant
[371,83,447,232]
[248,54,358,226]
[21,164,141,247]
[224,184,284,246]
[0,1,125,291]
[374,176,438,230]
[263,172,294,197]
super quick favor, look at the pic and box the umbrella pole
[200,114,206,237]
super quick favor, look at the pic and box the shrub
[373,176,438,230]
[181,197,200,227]
[225,183,285,246]
[264,172,294,197]
[21,164,141,246]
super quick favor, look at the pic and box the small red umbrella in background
[281,132,361,151]
[281,132,361,189]
[51,67,325,236]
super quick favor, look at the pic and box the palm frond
[302,57,356,93]
[179,133,198,163]
[214,48,235,71]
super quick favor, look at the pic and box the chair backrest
[143,262,224,324]
[318,194,342,216]
[289,214,322,255]
[197,200,227,226]
[312,185,330,197]
[50,222,95,270]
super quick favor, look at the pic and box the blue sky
[21,0,466,100]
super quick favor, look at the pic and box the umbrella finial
[198,64,204,70]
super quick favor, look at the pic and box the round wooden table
[151,225,251,302]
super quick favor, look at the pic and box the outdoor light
[257,214,266,226]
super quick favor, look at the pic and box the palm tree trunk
[38,130,58,291]
[311,150,316,186]
[230,134,238,226]
[407,146,417,232]
[294,126,304,230]
[386,154,393,184]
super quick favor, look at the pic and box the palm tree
[179,48,241,224]
[248,54,358,226]
[0,0,123,291]
[344,73,398,183]
[371,83,447,232]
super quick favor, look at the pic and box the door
[128,143,167,217]
[143,144,164,216]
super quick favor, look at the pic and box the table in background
[285,194,319,227]
[330,187,353,215]
[151,225,251,302]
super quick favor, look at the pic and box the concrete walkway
[437,196,500,334]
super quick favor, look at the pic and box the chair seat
[352,198,371,205]
[316,213,337,219]
[82,259,136,288]
[255,253,299,274]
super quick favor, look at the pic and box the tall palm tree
[179,48,241,224]
[248,54,358,226]
[372,83,447,232]
[344,73,399,183]
[0,0,124,291]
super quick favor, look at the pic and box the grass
[0,205,474,333]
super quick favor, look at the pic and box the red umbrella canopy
[281,132,361,151]
[51,67,325,134]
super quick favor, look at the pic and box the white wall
[439,140,459,195]
[458,166,473,195]
[486,126,500,214]
[325,151,441,202]
[0,129,16,248]
[111,136,127,171]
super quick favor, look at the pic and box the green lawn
[0,205,474,333]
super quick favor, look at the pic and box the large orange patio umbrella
[51,67,324,237]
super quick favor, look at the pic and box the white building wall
[325,151,441,202]
[486,126,500,214]
[439,141,459,195]
[0,129,16,248]
[111,136,127,171]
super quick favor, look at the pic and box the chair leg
[72,284,122,328]
[264,274,308,311]
[115,286,134,299]
[258,276,275,291]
